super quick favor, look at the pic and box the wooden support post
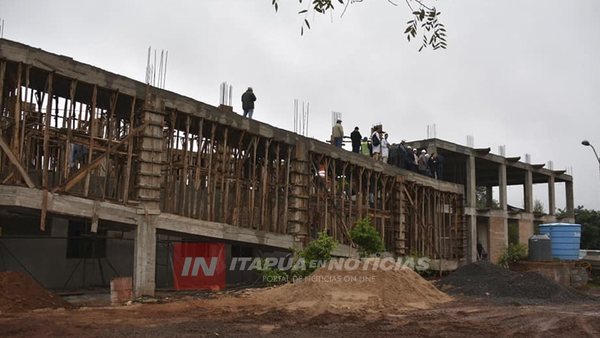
[102,91,119,199]
[194,118,204,219]
[179,115,190,215]
[19,66,30,175]
[63,80,77,181]
[283,146,292,234]
[207,123,216,221]
[272,142,280,233]
[249,137,258,228]
[0,137,35,188]
[233,133,245,226]
[12,63,22,161]
[220,128,229,223]
[41,72,53,231]
[58,123,148,193]
[0,61,5,171]
[122,96,136,203]
[84,85,97,197]
[260,139,270,230]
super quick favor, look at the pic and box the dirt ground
[1,290,599,337]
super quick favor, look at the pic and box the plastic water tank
[538,223,581,260]
[528,234,552,261]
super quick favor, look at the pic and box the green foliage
[508,223,519,246]
[476,186,499,209]
[271,0,448,49]
[258,231,338,284]
[350,218,385,257]
[299,231,338,271]
[405,8,447,51]
[533,200,545,214]
[576,206,600,249]
[498,243,527,268]
[258,260,290,286]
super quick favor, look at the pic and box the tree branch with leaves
[271,0,447,51]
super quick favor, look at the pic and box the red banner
[172,243,226,290]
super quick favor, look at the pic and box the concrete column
[498,163,507,211]
[565,180,574,220]
[465,154,477,262]
[524,170,533,213]
[548,175,555,216]
[133,216,156,297]
[288,143,309,247]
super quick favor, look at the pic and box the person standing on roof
[350,127,362,153]
[241,87,257,119]
[360,137,371,156]
[371,126,382,160]
[331,119,344,148]
[381,133,390,163]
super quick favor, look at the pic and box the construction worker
[331,119,344,148]
[360,137,371,156]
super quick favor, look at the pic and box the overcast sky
[2,0,599,210]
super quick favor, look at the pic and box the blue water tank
[538,223,581,260]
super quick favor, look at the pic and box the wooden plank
[63,80,78,181]
[57,122,148,193]
[272,142,280,233]
[102,90,119,199]
[260,139,270,230]
[12,63,22,160]
[42,73,53,190]
[282,146,291,234]
[179,115,190,215]
[84,85,97,197]
[122,95,136,203]
[207,123,216,221]
[0,61,5,171]
[221,128,229,223]
[0,137,35,188]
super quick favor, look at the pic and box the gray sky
[2,0,599,210]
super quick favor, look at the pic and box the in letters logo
[173,243,225,290]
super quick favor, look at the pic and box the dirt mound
[437,261,588,304]
[252,259,451,313]
[0,271,72,313]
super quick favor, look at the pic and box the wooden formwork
[0,40,466,260]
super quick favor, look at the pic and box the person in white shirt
[381,133,390,163]
[371,126,382,161]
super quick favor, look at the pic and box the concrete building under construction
[0,39,574,296]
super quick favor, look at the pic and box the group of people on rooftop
[331,119,444,180]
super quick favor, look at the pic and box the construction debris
[252,259,451,312]
[0,271,72,313]
[437,261,590,304]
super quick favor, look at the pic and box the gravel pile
[437,261,589,304]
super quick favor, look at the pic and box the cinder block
[110,277,132,304]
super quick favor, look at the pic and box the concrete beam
[0,185,138,225]
[156,213,295,250]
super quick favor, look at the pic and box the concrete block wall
[518,219,534,249]
[488,216,507,263]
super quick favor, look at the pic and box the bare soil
[1,263,599,337]
[0,271,72,313]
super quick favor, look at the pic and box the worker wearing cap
[331,119,344,148]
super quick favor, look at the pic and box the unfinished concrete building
[0,39,574,296]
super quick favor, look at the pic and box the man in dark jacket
[350,127,362,153]
[241,87,257,119]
